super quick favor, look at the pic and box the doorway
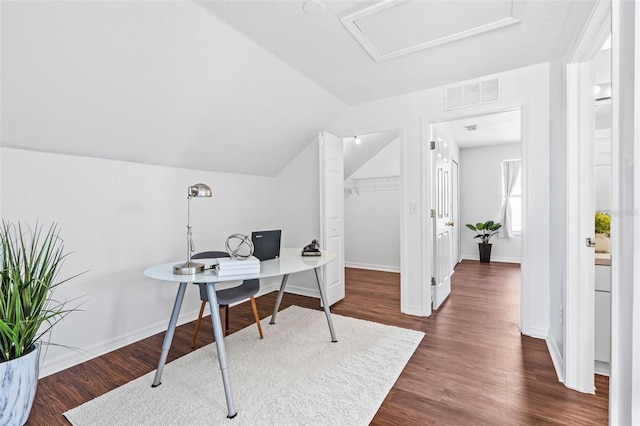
[593,33,612,378]
[343,130,401,273]
[429,109,523,309]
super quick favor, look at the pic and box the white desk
[144,248,337,419]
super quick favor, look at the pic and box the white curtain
[499,159,521,237]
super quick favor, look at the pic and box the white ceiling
[434,109,521,149]
[1,1,596,176]
[203,0,590,105]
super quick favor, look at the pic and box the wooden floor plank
[26,260,609,425]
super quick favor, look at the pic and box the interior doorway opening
[429,109,523,311]
[343,129,401,274]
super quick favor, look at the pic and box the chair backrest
[192,251,229,260]
[191,251,259,304]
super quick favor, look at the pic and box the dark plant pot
[478,243,492,263]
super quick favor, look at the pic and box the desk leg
[205,283,237,419]
[152,282,187,387]
[269,274,289,324]
[314,268,337,343]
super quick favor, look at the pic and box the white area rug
[64,305,424,426]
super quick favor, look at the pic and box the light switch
[409,202,417,215]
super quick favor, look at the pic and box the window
[501,159,522,236]
[508,171,522,234]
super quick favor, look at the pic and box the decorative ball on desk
[225,233,254,259]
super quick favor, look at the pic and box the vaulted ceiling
[1,1,595,176]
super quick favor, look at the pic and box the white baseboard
[546,335,565,383]
[39,283,283,378]
[461,254,521,264]
[282,284,320,299]
[39,306,203,378]
[345,262,400,273]
[595,360,610,377]
[522,325,548,339]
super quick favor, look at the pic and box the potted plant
[0,221,81,425]
[594,211,611,253]
[465,220,502,263]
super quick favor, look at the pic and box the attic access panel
[342,0,525,62]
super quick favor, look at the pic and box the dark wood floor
[28,260,609,425]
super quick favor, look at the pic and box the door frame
[609,1,639,423]
[452,159,461,266]
[563,0,610,394]
[322,125,405,304]
[422,107,525,318]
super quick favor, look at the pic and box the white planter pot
[595,233,611,253]
[0,344,41,426]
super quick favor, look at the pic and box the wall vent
[444,78,501,111]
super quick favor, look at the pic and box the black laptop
[251,230,281,261]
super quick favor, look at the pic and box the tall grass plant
[0,221,79,362]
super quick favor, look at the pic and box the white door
[565,58,596,392]
[319,131,345,306]
[431,131,453,310]
[452,160,460,267]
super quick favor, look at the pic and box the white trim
[564,60,596,394]
[39,282,283,378]
[341,0,524,62]
[595,361,610,377]
[39,305,202,378]
[423,105,528,331]
[420,119,434,317]
[610,1,640,423]
[345,262,401,273]
[337,125,408,314]
[546,336,566,384]
[563,0,611,395]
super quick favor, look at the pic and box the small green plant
[595,211,611,236]
[0,221,81,362]
[465,220,502,244]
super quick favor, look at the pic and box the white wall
[460,144,522,263]
[281,63,551,337]
[345,138,401,272]
[274,141,322,298]
[547,57,567,375]
[0,148,281,377]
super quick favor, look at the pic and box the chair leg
[250,296,264,339]
[191,301,207,348]
[224,305,230,336]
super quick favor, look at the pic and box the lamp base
[173,261,205,275]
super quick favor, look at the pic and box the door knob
[446,221,455,227]
[586,237,596,248]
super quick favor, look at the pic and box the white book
[215,266,260,277]
[215,256,260,269]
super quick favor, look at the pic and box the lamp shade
[188,183,212,198]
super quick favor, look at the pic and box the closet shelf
[345,175,400,195]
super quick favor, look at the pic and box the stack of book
[214,256,260,276]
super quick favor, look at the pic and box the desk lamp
[173,183,212,275]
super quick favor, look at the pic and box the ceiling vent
[444,78,501,111]
[342,0,525,62]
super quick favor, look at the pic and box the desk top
[144,248,336,283]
